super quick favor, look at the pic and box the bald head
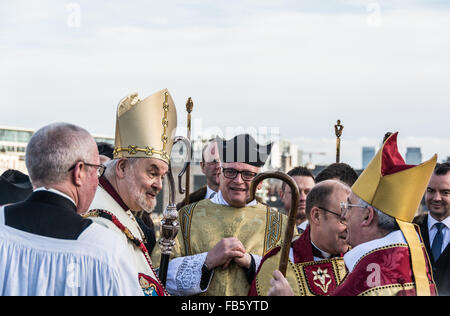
[305,179,350,220]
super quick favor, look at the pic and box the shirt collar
[297,220,309,231]
[210,190,257,207]
[34,187,76,207]
[310,240,332,259]
[205,186,217,199]
[344,230,406,273]
[428,213,450,231]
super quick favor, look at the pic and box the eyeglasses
[221,167,257,181]
[68,161,106,178]
[317,206,346,224]
[339,201,369,217]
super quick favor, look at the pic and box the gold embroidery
[263,207,282,256]
[312,267,332,293]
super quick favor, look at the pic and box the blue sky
[1,0,449,168]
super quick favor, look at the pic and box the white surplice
[0,207,143,296]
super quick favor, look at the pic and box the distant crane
[302,152,326,170]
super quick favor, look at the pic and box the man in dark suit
[177,138,220,209]
[414,162,450,295]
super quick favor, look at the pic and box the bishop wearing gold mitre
[332,132,437,296]
[151,134,292,296]
[84,89,178,296]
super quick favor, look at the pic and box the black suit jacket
[4,190,92,240]
[413,213,450,296]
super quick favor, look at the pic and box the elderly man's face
[123,158,168,213]
[342,192,369,248]
[425,172,450,221]
[219,162,260,207]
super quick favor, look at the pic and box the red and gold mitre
[352,132,437,295]
[113,89,177,164]
[352,132,436,222]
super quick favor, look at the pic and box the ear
[200,161,206,173]
[71,162,83,187]
[309,206,321,225]
[115,158,128,179]
[361,206,375,227]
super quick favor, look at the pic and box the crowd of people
[0,88,448,296]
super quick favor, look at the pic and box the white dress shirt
[205,186,217,199]
[428,214,450,254]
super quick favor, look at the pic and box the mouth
[230,187,247,193]
[146,192,157,199]
[429,202,445,210]
[297,203,306,210]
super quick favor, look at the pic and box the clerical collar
[34,187,76,207]
[210,190,257,207]
[310,240,332,260]
[98,176,129,211]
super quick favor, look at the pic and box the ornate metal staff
[177,98,194,202]
[334,120,344,163]
[159,136,191,286]
[246,171,299,276]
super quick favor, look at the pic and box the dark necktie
[209,192,216,199]
[432,222,445,261]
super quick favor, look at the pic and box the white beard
[125,174,157,214]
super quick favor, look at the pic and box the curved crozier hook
[246,171,300,276]
[172,136,192,195]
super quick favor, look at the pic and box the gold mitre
[352,132,437,222]
[113,89,177,164]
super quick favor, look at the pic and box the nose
[152,176,163,191]
[299,190,307,201]
[431,191,442,201]
[232,172,245,184]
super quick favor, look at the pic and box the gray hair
[103,157,141,180]
[358,197,399,233]
[26,122,94,186]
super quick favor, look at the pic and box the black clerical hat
[0,169,33,205]
[216,134,272,167]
